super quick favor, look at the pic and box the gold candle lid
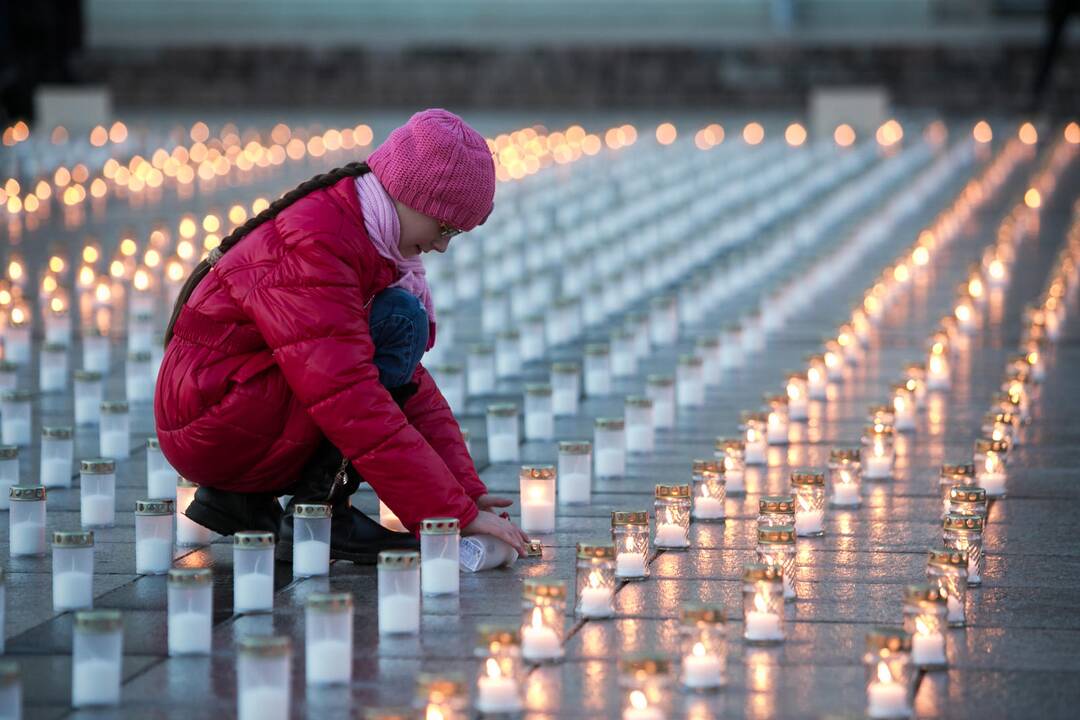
[524,383,552,397]
[307,591,353,612]
[525,540,543,557]
[496,329,520,341]
[645,374,674,387]
[714,437,744,452]
[168,568,212,586]
[420,517,459,534]
[759,496,795,514]
[594,417,625,430]
[551,361,580,374]
[740,410,769,424]
[487,403,518,417]
[558,440,591,455]
[41,426,73,439]
[432,363,463,375]
[655,483,691,499]
[0,445,17,460]
[865,627,912,652]
[378,550,420,569]
[625,395,654,408]
[293,503,332,519]
[476,623,520,647]
[0,661,18,686]
[9,485,45,501]
[0,361,18,373]
[948,485,987,504]
[829,448,861,463]
[691,458,721,474]
[135,498,175,515]
[100,400,129,414]
[611,511,649,526]
[523,578,566,599]
[697,335,720,348]
[237,635,291,657]
[618,655,672,677]
[468,343,494,355]
[678,354,703,367]
[52,530,93,547]
[974,438,1008,453]
[584,343,610,356]
[940,462,975,478]
[757,525,796,544]
[680,603,726,625]
[75,609,122,634]
[742,562,782,582]
[520,465,556,480]
[0,389,33,402]
[790,469,825,486]
[863,424,895,437]
[128,351,153,362]
[576,541,615,560]
[416,672,467,701]
[785,371,807,383]
[944,513,984,532]
[927,547,967,567]
[903,583,945,604]
[80,458,116,474]
[764,393,787,407]
[234,530,274,548]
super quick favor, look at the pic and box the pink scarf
[355,172,437,343]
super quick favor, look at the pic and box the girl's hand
[463,510,529,556]
[476,494,513,512]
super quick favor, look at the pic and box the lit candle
[892,385,916,432]
[786,374,808,420]
[926,350,950,390]
[476,658,522,713]
[654,492,690,549]
[682,642,722,689]
[867,662,908,719]
[795,495,824,536]
[745,592,783,642]
[765,395,789,445]
[832,469,860,507]
[521,607,561,661]
[692,484,725,521]
[742,413,768,465]
[623,690,663,720]
[911,618,946,667]
[520,485,555,534]
[578,569,614,618]
[807,359,828,400]
[863,426,893,480]
[615,535,647,578]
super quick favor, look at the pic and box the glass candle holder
[557,441,592,505]
[378,550,421,635]
[519,465,556,535]
[73,370,104,426]
[806,354,828,400]
[679,604,726,690]
[938,462,975,517]
[757,496,795,528]
[828,448,862,508]
[742,563,784,644]
[0,390,32,446]
[46,304,72,345]
[575,541,616,618]
[715,438,746,494]
[790,470,826,537]
[523,384,554,441]
[861,424,895,480]
[521,314,546,362]
[619,656,672,719]
[135,499,174,574]
[474,625,524,714]
[891,383,916,432]
[482,290,509,335]
[292,503,331,577]
[306,592,353,685]
[981,411,1015,447]
[612,511,650,580]
[486,403,520,464]
[756,525,797,600]
[237,635,291,720]
[903,363,926,406]
[0,361,16,392]
[927,548,968,627]
[128,312,155,353]
[416,673,468,720]
[0,662,20,719]
[764,394,790,445]
[974,438,1008,497]
[72,610,123,708]
[494,329,521,378]
[98,401,130,459]
[824,340,845,381]
[80,458,116,528]
[943,512,984,586]
[594,417,626,478]
[838,323,859,363]
[39,343,68,392]
[948,485,987,520]
[168,568,212,656]
[868,404,895,430]
[740,412,768,465]
[649,295,678,346]
[52,531,95,611]
[925,344,950,391]
[467,344,496,395]
[233,531,275,614]
[3,318,30,365]
[691,459,725,522]
[421,517,460,595]
[177,478,213,546]
[863,628,913,720]
[40,426,74,488]
[697,335,722,386]
[676,354,705,408]
[433,364,465,415]
[550,362,580,416]
[583,343,612,396]
[0,446,17,511]
[125,351,154,402]
[521,579,565,663]
[902,584,948,670]
[654,484,691,549]
[9,485,46,556]
[624,396,655,454]
[145,437,177,500]
[784,372,809,421]
[82,328,110,374]
[644,374,675,429]
[379,500,407,532]
[611,328,638,378]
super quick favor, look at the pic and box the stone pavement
[1,119,1078,719]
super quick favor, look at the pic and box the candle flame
[984,456,996,474]
[753,592,769,614]
[133,268,151,291]
[531,606,543,629]
[876,661,893,684]
[588,569,603,589]
[700,483,710,499]
[78,265,95,287]
[894,396,905,413]
[808,367,821,383]
[527,485,545,502]
[629,690,648,711]
[692,642,706,658]
[915,617,930,635]
[486,657,502,679]
[624,537,634,552]
[797,495,811,512]
[10,307,24,324]
[425,705,445,720]
[787,383,800,401]
[49,296,65,313]
[839,470,852,485]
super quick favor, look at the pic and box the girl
[154,109,529,562]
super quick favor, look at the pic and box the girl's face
[395,200,453,258]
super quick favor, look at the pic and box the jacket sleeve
[236,233,478,533]
[401,364,488,500]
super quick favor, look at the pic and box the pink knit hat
[367,109,496,232]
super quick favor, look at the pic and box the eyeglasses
[438,221,463,240]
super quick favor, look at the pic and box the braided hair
[163,161,372,345]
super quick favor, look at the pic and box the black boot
[184,486,282,537]
[277,441,419,565]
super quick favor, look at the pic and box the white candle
[100,430,129,459]
[2,419,29,446]
[558,473,590,504]
[724,467,745,493]
[595,448,624,477]
[615,552,646,578]
[421,557,459,595]
[745,610,783,641]
[795,509,824,536]
[136,537,173,574]
[766,420,788,445]
[73,659,120,707]
[552,388,577,415]
[235,573,274,613]
[652,400,674,429]
[578,578,613,618]
[864,454,892,480]
[75,397,100,425]
[476,663,522,713]
[946,593,963,623]
[808,374,827,400]
[654,522,688,548]
[169,611,211,655]
[978,472,1006,497]
[623,690,664,720]
[867,665,909,719]
[488,434,518,463]
[894,405,916,431]
[833,482,860,507]
[306,639,350,684]
[520,499,555,534]
[788,397,808,421]
[525,414,553,441]
[744,442,766,465]
[522,611,562,661]
[626,426,653,453]
[82,494,114,527]
[682,643,723,688]
[53,570,93,610]
[10,520,45,555]
[239,686,288,720]
[148,469,177,499]
[693,496,725,520]
[912,631,946,667]
[41,458,72,487]
[293,540,329,576]
[177,512,213,546]
[378,594,420,634]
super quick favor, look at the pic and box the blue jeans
[369,287,429,389]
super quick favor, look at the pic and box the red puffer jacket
[154,176,484,532]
